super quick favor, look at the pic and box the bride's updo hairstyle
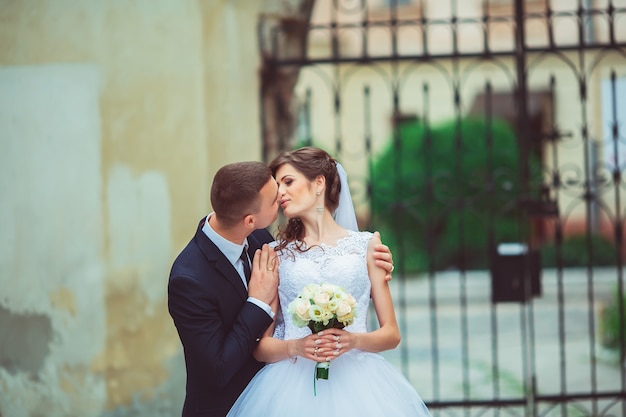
[269,147,341,251]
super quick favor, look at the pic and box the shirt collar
[202,213,249,266]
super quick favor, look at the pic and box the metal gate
[259,1,626,415]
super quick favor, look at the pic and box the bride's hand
[292,334,333,363]
[315,329,352,361]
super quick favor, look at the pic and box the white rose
[321,283,338,294]
[301,285,318,300]
[345,294,357,306]
[313,292,330,307]
[336,301,352,317]
[337,312,355,326]
[294,298,311,321]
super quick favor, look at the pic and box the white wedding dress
[227,231,432,417]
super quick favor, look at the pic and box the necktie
[239,247,251,283]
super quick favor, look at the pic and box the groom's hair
[210,161,273,227]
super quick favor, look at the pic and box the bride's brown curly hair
[269,147,342,252]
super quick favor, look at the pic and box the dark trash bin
[490,243,542,303]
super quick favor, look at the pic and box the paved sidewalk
[377,267,625,416]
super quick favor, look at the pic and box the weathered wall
[0,64,106,416]
[0,0,289,415]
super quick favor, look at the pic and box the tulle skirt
[227,350,432,417]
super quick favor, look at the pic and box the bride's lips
[280,200,289,208]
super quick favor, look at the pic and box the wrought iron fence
[259,0,626,415]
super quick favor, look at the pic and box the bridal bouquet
[287,283,357,391]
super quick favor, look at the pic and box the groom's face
[253,177,280,229]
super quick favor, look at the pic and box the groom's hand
[248,244,279,305]
[372,231,394,281]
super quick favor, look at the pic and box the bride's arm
[355,234,401,352]
[252,297,286,363]
[253,328,320,363]
[252,298,318,363]
[252,336,293,363]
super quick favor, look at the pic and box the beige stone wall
[0,0,273,415]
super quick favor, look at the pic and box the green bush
[371,117,536,272]
[540,234,619,268]
[600,287,626,356]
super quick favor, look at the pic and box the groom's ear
[242,214,256,229]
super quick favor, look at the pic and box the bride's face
[275,163,319,218]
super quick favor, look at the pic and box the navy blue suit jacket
[168,218,274,417]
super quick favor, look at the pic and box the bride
[227,147,432,417]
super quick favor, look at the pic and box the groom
[169,161,279,417]
[168,161,395,417]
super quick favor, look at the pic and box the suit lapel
[194,218,248,301]
[247,229,267,254]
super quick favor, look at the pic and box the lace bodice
[272,230,373,340]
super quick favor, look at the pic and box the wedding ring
[314,346,319,352]
[266,267,273,271]
[390,264,395,273]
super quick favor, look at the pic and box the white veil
[333,163,359,231]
